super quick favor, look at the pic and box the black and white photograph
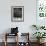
[11,6,24,22]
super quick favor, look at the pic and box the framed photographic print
[37,0,46,18]
[36,0,46,26]
[11,6,24,22]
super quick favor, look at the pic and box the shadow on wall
[0,28,11,42]
[29,25,37,42]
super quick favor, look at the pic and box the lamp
[11,27,18,34]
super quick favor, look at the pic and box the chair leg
[4,33,7,46]
[4,41,7,46]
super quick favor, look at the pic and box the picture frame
[11,6,24,22]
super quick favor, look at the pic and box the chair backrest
[18,33,29,42]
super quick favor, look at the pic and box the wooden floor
[0,42,46,46]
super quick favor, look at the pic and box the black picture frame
[11,6,24,22]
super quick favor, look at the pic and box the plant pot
[37,39,45,44]
[40,38,45,43]
[37,39,40,43]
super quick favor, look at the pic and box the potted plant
[32,25,39,30]
[32,24,45,30]
[33,32,46,43]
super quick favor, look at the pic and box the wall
[0,0,36,42]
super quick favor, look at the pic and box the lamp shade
[11,27,18,34]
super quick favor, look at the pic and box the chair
[4,27,19,46]
[4,33,18,46]
[18,33,30,46]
